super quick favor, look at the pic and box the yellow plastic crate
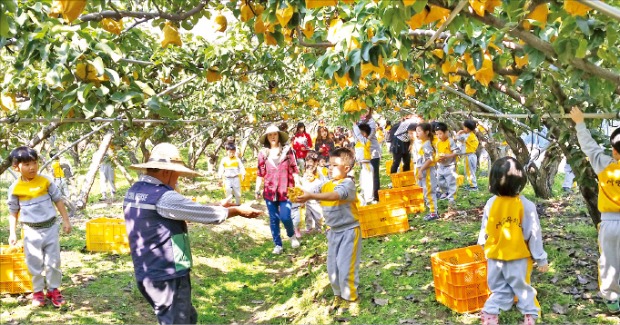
[0,245,33,294]
[378,186,425,214]
[390,171,417,188]
[86,217,130,254]
[431,245,489,313]
[241,167,258,191]
[358,202,410,238]
[385,160,393,175]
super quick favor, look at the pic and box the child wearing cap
[218,143,246,205]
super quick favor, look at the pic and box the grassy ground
[0,153,619,324]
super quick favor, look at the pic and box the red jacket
[292,132,313,159]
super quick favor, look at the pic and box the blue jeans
[265,200,295,247]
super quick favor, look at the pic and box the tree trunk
[110,154,134,184]
[139,138,150,163]
[76,132,113,209]
[0,122,62,175]
[68,147,80,167]
[126,151,139,164]
[525,144,561,199]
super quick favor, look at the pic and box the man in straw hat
[124,142,262,324]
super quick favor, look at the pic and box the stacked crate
[389,170,417,188]
[378,185,425,214]
[0,245,33,294]
[431,245,490,313]
[357,202,410,238]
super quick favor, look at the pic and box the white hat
[259,124,289,145]
[129,143,201,177]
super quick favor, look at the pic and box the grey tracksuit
[478,195,548,318]
[575,122,620,302]
[316,178,362,301]
[436,137,460,202]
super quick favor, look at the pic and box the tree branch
[295,26,334,49]
[79,0,209,22]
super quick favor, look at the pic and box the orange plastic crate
[358,202,410,238]
[390,171,417,188]
[378,186,426,214]
[434,288,489,313]
[86,217,130,254]
[431,245,489,313]
[0,245,33,294]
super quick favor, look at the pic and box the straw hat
[129,143,201,177]
[259,124,289,144]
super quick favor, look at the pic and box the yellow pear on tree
[564,0,592,16]
[49,0,87,23]
[100,18,123,35]
[305,0,337,9]
[215,14,227,32]
[0,92,16,112]
[161,22,182,48]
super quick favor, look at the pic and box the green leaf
[104,68,120,87]
[575,17,590,36]
[95,85,110,97]
[135,80,156,96]
[472,50,483,71]
[90,57,105,75]
[0,13,12,38]
[411,0,428,13]
[348,48,361,67]
[103,103,115,117]
[575,38,588,59]
[110,91,141,103]
[361,41,372,61]
[77,83,93,104]
[95,42,122,62]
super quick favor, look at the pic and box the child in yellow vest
[49,150,69,197]
[7,147,72,308]
[296,148,361,316]
[478,157,548,325]
[456,120,480,190]
[218,144,246,205]
[414,123,438,221]
[434,122,460,205]
[571,107,620,314]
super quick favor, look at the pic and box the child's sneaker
[339,299,359,317]
[423,213,439,221]
[46,288,66,308]
[606,300,620,314]
[521,314,536,325]
[329,296,343,313]
[480,311,499,325]
[272,245,283,254]
[32,291,46,307]
[291,237,300,248]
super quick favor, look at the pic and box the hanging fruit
[406,8,428,30]
[344,99,360,112]
[100,18,123,35]
[564,0,592,16]
[523,3,548,30]
[49,0,87,23]
[465,84,477,96]
[423,5,451,25]
[0,92,17,112]
[302,21,314,38]
[161,22,182,48]
[276,6,294,27]
[206,69,222,82]
[306,0,338,9]
[254,16,266,34]
[214,14,227,32]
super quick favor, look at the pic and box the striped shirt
[393,118,420,142]
[136,175,229,223]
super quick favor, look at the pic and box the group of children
[398,119,479,221]
[4,107,620,323]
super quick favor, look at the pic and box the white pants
[223,176,242,205]
[437,164,457,203]
[358,162,374,205]
[99,163,116,198]
[563,164,575,189]
[23,223,62,292]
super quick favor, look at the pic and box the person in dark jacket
[124,143,262,324]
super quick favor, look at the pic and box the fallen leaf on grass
[577,275,588,285]
[586,282,599,290]
[373,298,389,306]
[551,276,559,284]
[552,303,567,315]
[251,300,264,304]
